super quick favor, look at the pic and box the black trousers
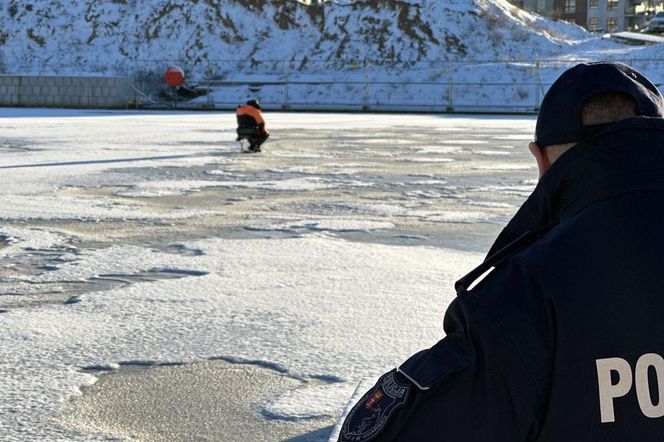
[251,131,269,150]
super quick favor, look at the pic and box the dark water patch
[394,234,429,241]
[118,360,161,368]
[118,360,187,368]
[310,374,345,383]
[81,360,186,374]
[243,225,299,234]
[261,409,327,422]
[239,227,304,240]
[81,364,119,374]
[37,265,59,271]
[90,268,207,285]
[87,275,137,285]
[23,247,78,256]
[64,296,82,305]
[153,361,187,367]
[158,243,204,257]
[152,268,208,277]
[206,355,343,386]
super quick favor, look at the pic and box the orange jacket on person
[236,101,267,133]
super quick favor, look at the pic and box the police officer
[339,62,664,441]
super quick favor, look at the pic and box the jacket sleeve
[339,259,552,442]
[252,109,265,126]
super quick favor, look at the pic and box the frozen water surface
[0,109,538,441]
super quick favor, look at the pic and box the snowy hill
[1,0,601,75]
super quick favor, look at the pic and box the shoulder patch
[340,370,411,442]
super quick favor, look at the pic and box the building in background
[555,0,588,27]
[585,0,653,31]
[508,0,663,32]
[518,0,555,15]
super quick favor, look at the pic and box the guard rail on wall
[129,57,664,113]
[4,58,663,112]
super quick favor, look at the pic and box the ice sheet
[0,110,539,440]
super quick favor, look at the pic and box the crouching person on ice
[236,99,269,153]
[339,62,664,441]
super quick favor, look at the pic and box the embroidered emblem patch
[340,371,411,442]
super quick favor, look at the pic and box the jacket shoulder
[455,223,556,295]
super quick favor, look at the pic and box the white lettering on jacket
[596,354,664,423]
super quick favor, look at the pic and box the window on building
[588,17,599,31]
[607,0,619,12]
[537,0,546,12]
[589,0,598,7]
[565,0,576,14]
[607,17,618,31]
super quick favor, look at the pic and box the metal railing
[6,57,664,112]
[128,57,664,112]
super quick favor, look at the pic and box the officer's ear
[528,142,551,178]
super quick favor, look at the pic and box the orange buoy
[165,66,185,87]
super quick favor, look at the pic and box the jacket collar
[486,117,664,258]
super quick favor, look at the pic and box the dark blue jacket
[340,117,664,441]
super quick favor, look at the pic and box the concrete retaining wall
[0,75,135,108]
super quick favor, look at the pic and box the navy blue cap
[535,62,664,147]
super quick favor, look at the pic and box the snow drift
[1,0,596,76]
